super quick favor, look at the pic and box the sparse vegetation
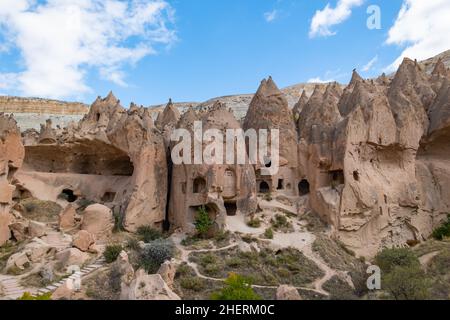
[246,217,261,228]
[17,292,52,300]
[264,228,274,239]
[20,198,62,223]
[323,276,358,300]
[271,214,292,232]
[0,241,18,270]
[137,226,163,243]
[103,244,123,263]
[190,247,324,287]
[211,273,261,300]
[432,214,450,240]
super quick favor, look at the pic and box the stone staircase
[0,275,32,300]
[0,255,106,300]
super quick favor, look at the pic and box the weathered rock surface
[80,204,113,239]
[59,205,76,231]
[72,230,96,252]
[0,114,25,245]
[124,270,180,300]
[276,285,302,300]
[55,248,90,269]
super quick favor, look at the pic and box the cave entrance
[330,170,345,186]
[193,177,207,194]
[59,189,78,203]
[259,181,270,193]
[225,202,237,216]
[101,192,116,203]
[298,179,310,196]
[277,179,284,190]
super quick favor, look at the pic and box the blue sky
[1,0,449,107]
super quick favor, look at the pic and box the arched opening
[225,202,237,216]
[96,113,101,122]
[193,177,206,194]
[353,170,360,181]
[259,181,270,193]
[298,179,310,196]
[277,179,284,190]
[101,192,116,203]
[59,189,78,203]
[330,170,345,185]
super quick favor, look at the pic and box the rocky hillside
[0,96,89,131]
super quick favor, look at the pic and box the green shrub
[180,277,205,291]
[139,239,174,273]
[211,273,261,300]
[432,215,450,240]
[264,228,274,239]
[137,226,163,243]
[376,247,430,300]
[271,214,290,230]
[247,218,261,228]
[18,292,52,300]
[194,206,214,238]
[375,248,420,274]
[103,244,123,263]
[383,265,430,300]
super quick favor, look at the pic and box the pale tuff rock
[0,114,25,245]
[58,205,76,231]
[80,204,114,239]
[124,270,181,300]
[15,92,168,233]
[244,76,298,167]
[72,230,96,252]
[157,260,177,289]
[292,91,308,120]
[55,248,90,269]
[276,285,302,300]
[38,119,57,144]
[155,99,181,130]
[28,220,47,238]
[169,103,257,233]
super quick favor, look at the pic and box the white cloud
[385,0,450,72]
[362,55,378,72]
[309,0,364,38]
[307,77,335,84]
[264,10,278,23]
[0,0,176,99]
[0,73,18,90]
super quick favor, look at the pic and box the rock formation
[169,102,257,233]
[1,52,450,261]
[0,114,25,245]
[244,77,299,197]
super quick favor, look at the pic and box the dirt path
[171,221,341,297]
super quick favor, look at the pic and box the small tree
[139,239,174,273]
[375,247,430,300]
[194,206,214,238]
[211,273,261,300]
[383,265,430,300]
